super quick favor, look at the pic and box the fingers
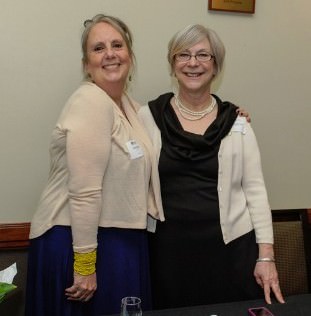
[236,108,251,122]
[66,290,94,302]
[65,273,97,302]
[83,292,95,302]
[65,284,96,302]
[255,261,285,304]
[263,282,272,304]
[261,278,285,304]
[255,276,263,288]
[271,281,285,304]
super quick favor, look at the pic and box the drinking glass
[120,296,142,316]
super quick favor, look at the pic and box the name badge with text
[126,140,144,159]
[231,116,246,134]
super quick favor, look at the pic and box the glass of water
[120,296,142,316]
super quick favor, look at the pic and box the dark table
[111,294,311,316]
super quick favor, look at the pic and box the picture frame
[208,0,256,14]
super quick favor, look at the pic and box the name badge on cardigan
[126,140,144,159]
[231,116,246,134]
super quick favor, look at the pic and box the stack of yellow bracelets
[74,250,97,275]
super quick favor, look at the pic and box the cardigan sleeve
[241,121,274,244]
[62,85,114,253]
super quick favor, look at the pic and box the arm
[63,86,114,301]
[241,121,284,304]
[66,93,113,253]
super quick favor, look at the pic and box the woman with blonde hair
[25,14,164,316]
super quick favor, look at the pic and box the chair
[272,209,311,296]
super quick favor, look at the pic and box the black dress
[148,93,263,309]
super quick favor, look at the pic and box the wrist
[256,257,275,263]
[74,250,97,275]
[258,243,274,259]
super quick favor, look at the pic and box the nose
[188,55,199,65]
[105,46,116,58]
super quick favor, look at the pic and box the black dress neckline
[148,92,238,161]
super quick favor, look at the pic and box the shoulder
[60,82,114,124]
[123,93,141,112]
[213,94,238,111]
[69,81,113,104]
[138,105,154,123]
[228,117,258,153]
[148,92,174,108]
[65,82,115,114]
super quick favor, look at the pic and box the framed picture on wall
[208,0,256,14]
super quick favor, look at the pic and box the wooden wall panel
[0,223,30,249]
[0,209,310,249]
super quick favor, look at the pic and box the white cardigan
[138,105,273,245]
[30,83,164,253]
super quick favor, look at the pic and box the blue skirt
[25,226,151,316]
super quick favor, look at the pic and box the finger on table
[263,281,272,304]
[271,282,285,303]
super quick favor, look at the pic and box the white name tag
[231,116,246,134]
[126,140,144,159]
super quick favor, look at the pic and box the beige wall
[1,0,310,222]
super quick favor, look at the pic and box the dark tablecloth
[109,294,311,316]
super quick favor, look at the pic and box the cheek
[124,54,132,68]
[173,65,182,76]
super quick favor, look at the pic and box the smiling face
[173,38,216,95]
[84,22,132,94]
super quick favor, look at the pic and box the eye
[112,41,124,50]
[179,53,190,58]
[176,53,191,61]
[197,52,209,58]
[93,45,105,53]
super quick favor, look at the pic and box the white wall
[0,0,310,222]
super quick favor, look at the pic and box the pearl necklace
[174,94,216,121]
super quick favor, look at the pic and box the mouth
[184,72,203,77]
[102,63,121,69]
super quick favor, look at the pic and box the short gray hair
[167,24,225,77]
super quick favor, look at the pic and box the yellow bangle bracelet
[74,250,97,276]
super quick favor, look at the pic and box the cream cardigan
[30,82,164,252]
[138,105,273,245]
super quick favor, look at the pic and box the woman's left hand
[65,272,97,302]
[254,262,285,304]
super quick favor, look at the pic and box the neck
[178,90,212,111]
[96,81,125,106]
